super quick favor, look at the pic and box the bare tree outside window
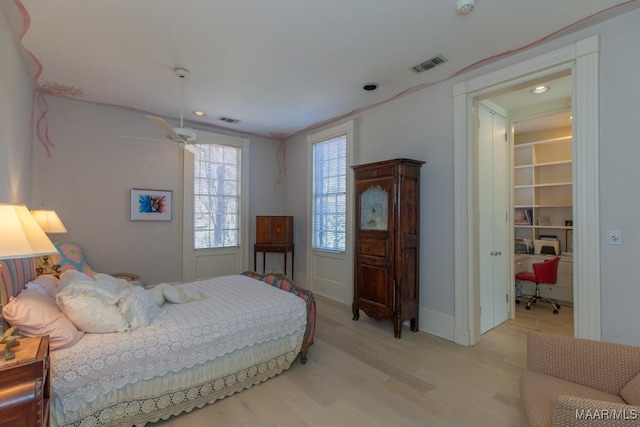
[194,144,241,249]
[312,135,347,252]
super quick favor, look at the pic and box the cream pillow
[2,289,84,350]
[163,284,206,304]
[147,283,170,307]
[119,287,160,329]
[56,287,129,333]
[56,269,94,296]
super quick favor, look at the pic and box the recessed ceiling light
[193,110,206,117]
[456,0,475,14]
[530,85,550,94]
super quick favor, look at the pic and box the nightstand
[0,336,50,427]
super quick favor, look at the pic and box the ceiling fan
[122,67,201,154]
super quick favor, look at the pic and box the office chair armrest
[527,332,640,394]
[553,395,640,426]
[111,272,140,281]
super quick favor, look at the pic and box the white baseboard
[419,307,456,342]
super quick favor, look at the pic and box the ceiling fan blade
[146,115,180,141]
[117,135,167,142]
[182,143,201,154]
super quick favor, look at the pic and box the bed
[0,258,315,427]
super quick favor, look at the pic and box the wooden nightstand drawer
[0,336,50,427]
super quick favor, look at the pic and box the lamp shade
[31,208,68,233]
[0,204,58,259]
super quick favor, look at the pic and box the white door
[182,136,250,283]
[479,104,509,334]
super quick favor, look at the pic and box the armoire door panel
[357,264,391,309]
[358,236,389,258]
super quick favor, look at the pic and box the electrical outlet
[608,229,622,245]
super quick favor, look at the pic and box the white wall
[285,8,640,345]
[31,96,283,285]
[597,9,640,345]
[0,6,34,204]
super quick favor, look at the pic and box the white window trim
[182,137,250,281]
[306,120,354,296]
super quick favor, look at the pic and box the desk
[254,243,294,277]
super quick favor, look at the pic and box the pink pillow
[29,274,60,296]
[2,289,84,350]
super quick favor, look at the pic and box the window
[312,134,347,252]
[193,143,241,249]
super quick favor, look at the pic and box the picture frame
[130,189,172,221]
[566,229,574,253]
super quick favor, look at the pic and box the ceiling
[2,1,637,139]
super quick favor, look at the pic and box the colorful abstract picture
[130,189,172,221]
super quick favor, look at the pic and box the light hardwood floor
[153,295,573,427]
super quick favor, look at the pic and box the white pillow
[56,287,129,333]
[56,270,94,296]
[119,287,160,329]
[146,283,170,307]
[163,284,206,304]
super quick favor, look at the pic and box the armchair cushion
[526,332,640,395]
[553,396,640,427]
[522,332,640,427]
[521,371,625,427]
[620,372,640,405]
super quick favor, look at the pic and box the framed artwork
[566,229,574,253]
[130,189,172,221]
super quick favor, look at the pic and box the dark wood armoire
[351,158,424,338]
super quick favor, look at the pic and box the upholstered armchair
[521,332,640,426]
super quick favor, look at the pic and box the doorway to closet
[479,73,574,334]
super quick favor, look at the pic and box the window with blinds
[312,134,347,252]
[193,143,241,249]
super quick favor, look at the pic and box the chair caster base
[526,306,531,310]
[553,309,559,314]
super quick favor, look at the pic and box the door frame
[452,36,601,345]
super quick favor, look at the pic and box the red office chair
[515,256,561,314]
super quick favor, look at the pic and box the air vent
[217,116,240,124]
[410,55,448,73]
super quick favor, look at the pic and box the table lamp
[0,204,58,358]
[31,205,67,269]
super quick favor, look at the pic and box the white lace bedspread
[50,275,307,413]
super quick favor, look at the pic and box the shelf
[514,135,572,148]
[535,159,572,167]
[513,126,572,258]
[534,182,572,188]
